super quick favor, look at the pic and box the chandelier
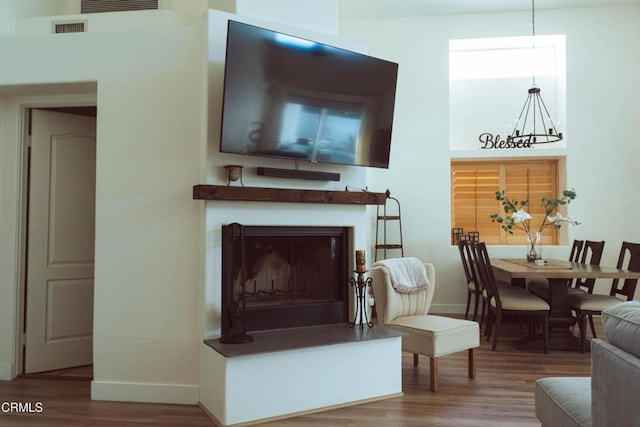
[510,0,563,144]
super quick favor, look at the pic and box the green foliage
[490,188,579,237]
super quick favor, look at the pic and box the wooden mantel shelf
[193,185,388,205]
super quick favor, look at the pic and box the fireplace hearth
[221,225,349,336]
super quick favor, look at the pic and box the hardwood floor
[0,317,599,427]
[19,364,93,381]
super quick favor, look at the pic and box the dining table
[491,258,640,351]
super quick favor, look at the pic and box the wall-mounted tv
[219,20,399,169]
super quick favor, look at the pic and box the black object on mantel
[257,167,340,182]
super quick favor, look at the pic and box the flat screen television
[219,20,398,169]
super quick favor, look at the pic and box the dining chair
[468,240,533,339]
[459,240,481,322]
[568,240,606,295]
[464,241,524,331]
[529,239,584,294]
[569,241,640,352]
[471,241,550,353]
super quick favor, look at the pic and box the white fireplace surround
[199,329,403,426]
[199,199,405,426]
[197,11,402,425]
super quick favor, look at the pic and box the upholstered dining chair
[472,242,550,353]
[370,257,479,391]
[459,239,512,328]
[468,243,529,333]
[459,240,481,322]
[569,241,640,352]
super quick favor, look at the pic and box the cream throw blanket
[373,257,431,293]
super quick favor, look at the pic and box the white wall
[0,0,365,405]
[0,10,207,402]
[0,0,76,35]
[235,0,339,35]
[340,4,640,310]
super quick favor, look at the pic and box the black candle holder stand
[348,270,374,329]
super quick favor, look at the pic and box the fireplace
[221,224,349,336]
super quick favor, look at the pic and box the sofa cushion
[602,300,640,358]
[535,377,591,427]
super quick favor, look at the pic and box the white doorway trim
[0,87,97,379]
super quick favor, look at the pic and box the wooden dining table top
[491,258,640,280]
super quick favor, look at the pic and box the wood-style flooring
[0,317,599,426]
[19,364,93,381]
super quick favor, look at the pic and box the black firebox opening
[221,225,349,335]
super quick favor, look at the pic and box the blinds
[451,160,558,245]
[451,163,501,244]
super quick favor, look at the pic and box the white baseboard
[0,362,14,381]
[91,380,199,405]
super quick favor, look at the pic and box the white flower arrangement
[490,189,580,260]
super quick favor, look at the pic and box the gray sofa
[534,301,640,427]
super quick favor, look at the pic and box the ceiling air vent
[81,0,159,13]
[53,21,87,34]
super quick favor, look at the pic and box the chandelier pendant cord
[507,0,563,144]
[480,0,563,146]
[532,0,537,136]
[531,0,536,88]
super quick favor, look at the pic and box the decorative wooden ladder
[375,191,404,261]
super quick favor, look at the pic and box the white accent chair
[370,260,480,391]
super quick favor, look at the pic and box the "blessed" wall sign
[478,132,534,149]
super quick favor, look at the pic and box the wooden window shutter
[451,159,558,245]
[451,162,501,244]
[503,161,558,245]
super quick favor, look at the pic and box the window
[449,35,566,151]
[451,159,559,245]
[449,36,561,80]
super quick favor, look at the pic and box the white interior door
[24,109,96,374]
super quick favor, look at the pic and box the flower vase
[527,232,542,262]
